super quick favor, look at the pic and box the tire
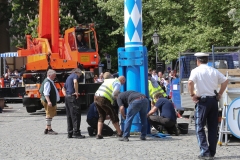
[26,107,37,113]
[81,104,87,110]
[36,101,44,110]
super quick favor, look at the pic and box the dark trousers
[87,118,113,136]
[65,95,81,134]
[195,97,218,157]
[148,115,176,134]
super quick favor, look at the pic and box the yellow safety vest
[148,80,167,102]
[95,78,120,104]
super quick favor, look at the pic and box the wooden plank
[227,84,240,88]
[218,69,240,76]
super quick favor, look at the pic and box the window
[68,32,77,51]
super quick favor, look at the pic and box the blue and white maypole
[118,0,149,132]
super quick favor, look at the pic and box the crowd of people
[148,68,178,95]
[1,68,22,88]
[40,68,180,139]
[0,51,229,159]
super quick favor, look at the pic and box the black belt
[206,96,216,98]
[134,96,146,100]
[197,96,216,99]
[65,95,76,97]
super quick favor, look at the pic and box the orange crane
[17,0,101,113]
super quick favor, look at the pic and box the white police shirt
[189,64,227,96]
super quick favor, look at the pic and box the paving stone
[0,104,240,159]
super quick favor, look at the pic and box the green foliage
[5,0,240,70]
[9,0,38,47]
[96,0,238,69]
[9,0,78,47]
[228,0,240,45]
[7,0,122,70]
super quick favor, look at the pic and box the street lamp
[152,31,159,63]
[152,31,159,45]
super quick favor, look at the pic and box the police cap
[194,52,209,58]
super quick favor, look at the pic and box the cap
[194,52,209,57]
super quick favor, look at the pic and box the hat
[194,52,209,57]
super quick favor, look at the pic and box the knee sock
[46,118,52,129]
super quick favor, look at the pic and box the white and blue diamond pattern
[124,0,142,47]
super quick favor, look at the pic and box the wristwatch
[190,94,195,97]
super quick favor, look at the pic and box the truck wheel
[26,107,36,113]
[37,101,44,110]
[81,104,87,110]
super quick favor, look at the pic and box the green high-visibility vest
[148,80,167,102]
[95,78,120,104]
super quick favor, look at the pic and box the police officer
[188,52,228,159]
[62,68,85,139]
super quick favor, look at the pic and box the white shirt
[189,64,227,96]
[43,78,60,102]
[10,79,17,87]
[97,78,103,83]
[112,79,121,97]
[152,74,158,81]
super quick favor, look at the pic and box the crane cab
[64,24,99,71]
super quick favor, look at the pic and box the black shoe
[118,137,129,142]
[44,129,48,134]
[68,133,73,138]
[174,125,180,136]
[170,125,180,136]
[198,155,214,160]
[72,132,85,139]
[87,127,96,136]
[140,136,146,140]
[47,129,58,135]
[96,134,103,139]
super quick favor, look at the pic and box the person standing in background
[62,68,85,139]
[152,70,158,81]
[39,69,60,135]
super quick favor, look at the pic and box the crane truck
[16,0,101,113]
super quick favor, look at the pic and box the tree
[5,0,240,70]
[7,0,122,70]
[96,0,237,65]
[228,0,240,46]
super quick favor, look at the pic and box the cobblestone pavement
[0,104,240,160]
